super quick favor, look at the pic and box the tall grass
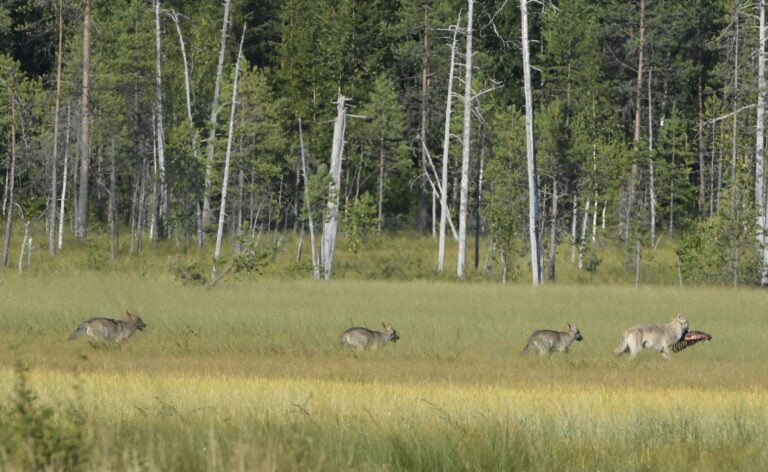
[0,274,766,469]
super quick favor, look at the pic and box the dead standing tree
[212,24,246,279]
[321,95,349,280]
[521,0,543,285]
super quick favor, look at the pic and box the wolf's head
[568,323,584,342]
[382,322,400,343]
[127,311,147,331]
[674,313,689,332]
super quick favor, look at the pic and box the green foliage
[678,175,760,285]
[0,364,88,471]
[342,192,379,254]
[169,257,207,285]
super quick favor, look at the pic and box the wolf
[613,313,688,360]
[68,311,147,343]
[520,323,584,355]
[340,323,400,351]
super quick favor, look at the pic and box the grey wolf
[613,313,689,360]
[520,323,583,355]
[68,311,147,342]
[340,323,400,351]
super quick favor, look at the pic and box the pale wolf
[340,323,400,351]
[520,323,584,355]
[68,311,147,342]
[613,313,689,360]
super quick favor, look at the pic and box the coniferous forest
[2,0,768,285]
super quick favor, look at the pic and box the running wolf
[340,323,400,351]
[613,313,688,360]
[520,323,584,355]
[68,311,147,342]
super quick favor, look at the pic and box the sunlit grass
[1,273,767,469]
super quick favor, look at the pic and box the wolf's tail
[520,340,532,355]
[68,323,87,340]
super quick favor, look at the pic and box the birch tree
[438,15,460,273]
[457,0,474,280]
[299,118,320,279]
[756,0,768,286]
[48,0,64,255]
[202,0,232,234]
[2,96,16,267]
[154,0,168,234]
[213,25,246,271]
[321,95,348,280]
[521,0,543,284]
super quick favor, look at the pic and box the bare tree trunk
[298,118,319,279]
[438,15,460,272]
[757,0,768,286]
[321,95,348,280]
[213,25,246,272]
[108,146,117,260]
[58,103,71,250]
[202,0,232,231]
[570,194,578,263]
[154,0,168,233]
[474,139,484,270]
[548,179,558,281]
[48,0,64,256]
[18,221,29,273]
[591,192,598,241]
[74,0,92,240]
[635,235,642,286]
[578,198,590,271]
[2,98,17,267]
[521,0,543,285]
[731,6,740,183]
[377,130,386,231]
[457,0,474,280]
[648,66,656,246]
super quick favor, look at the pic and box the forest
[2,0,767,285]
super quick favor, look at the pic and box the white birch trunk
[648,66,656,246]
[438,15,460,272]
[521,0,543,284]
[57,103,71,250]
[299,118,320,279]
[213,25,246,267]
[321,95,348,280]
[570,194,578,263]
[2,98,16,267]
[578,198,590,271]
[592,193,598,241]
[154,0,168,229]
[18,221,30,273]
[202,0,231,229]
[49,0,64,256]
[757,0,768,286]
[457,0,474,280]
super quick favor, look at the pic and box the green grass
[0,273,766,470]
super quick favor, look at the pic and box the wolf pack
[68,310,710,360]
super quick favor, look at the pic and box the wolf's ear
[126,311,135,320]
[677,313,686,321]
[567,323,575,330]
[382,322,391,330]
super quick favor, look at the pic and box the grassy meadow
[0,270,767,471]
